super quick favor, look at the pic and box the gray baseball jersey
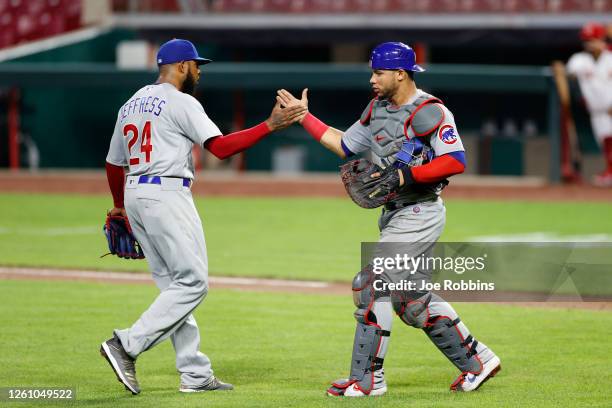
[106,82,221,179]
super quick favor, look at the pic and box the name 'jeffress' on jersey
[120,92,167,121]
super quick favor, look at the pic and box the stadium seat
[347,0,375,13]
[388,0,426,12]
[262,0,295,13]
[151,0,180,12]
[0,12,16,48]
[212,0,262,12]
[503,0,546,12]
[551,0,595,12]
[0,0,83,49]
[459,0,504,12]
[111,0,179,12]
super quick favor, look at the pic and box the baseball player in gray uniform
[100,39,306,395]
[277,42,501,397]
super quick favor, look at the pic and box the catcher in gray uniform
[277,42,501,397]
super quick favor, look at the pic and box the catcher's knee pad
[352,265,389,324]
[391,290,432,328]
[352,265,376,308]
[423,316,482,374]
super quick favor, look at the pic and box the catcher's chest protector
[361,94,442,168]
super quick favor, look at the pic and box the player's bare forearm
[320,127,347,158]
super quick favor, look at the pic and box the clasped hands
[265,89,309,131]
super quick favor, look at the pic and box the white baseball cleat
[343,383,388,397]
[450,355,501,392]
[327,369,387,397]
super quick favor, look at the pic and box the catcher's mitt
[102,214,145,259]
[340,159,401,209]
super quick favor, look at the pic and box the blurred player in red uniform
[567,22,612,186]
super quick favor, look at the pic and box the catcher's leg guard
[393,291,500,390]
[423,314,482,374]
[426,296,500,392]
[422,293,490,378]
[327,267,390,397]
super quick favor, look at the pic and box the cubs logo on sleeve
[438,125,457,145]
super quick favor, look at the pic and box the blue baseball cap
[156,39,212,66]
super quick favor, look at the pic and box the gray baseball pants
[114,176,213,387]
[372,198,494,365]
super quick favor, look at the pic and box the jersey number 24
[123,121,152,166]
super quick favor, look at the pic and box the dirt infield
[1,267,610,311]
[1,170,612,201]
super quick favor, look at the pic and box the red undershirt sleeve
[204,121,271,160]
[301,112,329,142]
[105,162,125,208]
[409,153,465,184]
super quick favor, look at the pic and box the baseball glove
[339,159,401,209]
[102,214,145,259]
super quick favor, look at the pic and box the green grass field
[1,279,611,408]
[1,193,612,281]
[1,193,611,407]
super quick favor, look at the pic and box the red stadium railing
[0,0,82,49]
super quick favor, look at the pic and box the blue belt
[138,175,191,188]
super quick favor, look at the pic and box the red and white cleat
[326,370,387,397]
[450,355,501,392]
[343,382,387,397]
